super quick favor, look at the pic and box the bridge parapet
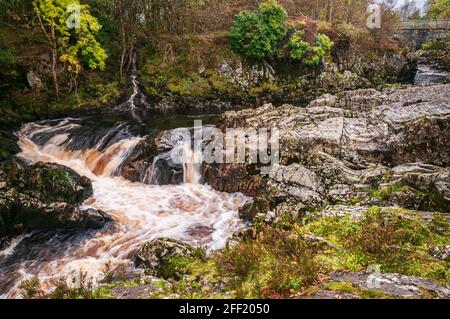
[399,20,450,30]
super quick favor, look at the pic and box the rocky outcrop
[396,29,450,51]
[213,84,450,215]
[0,157,111,236]
[329,272,450,298]
[134,238,195,275]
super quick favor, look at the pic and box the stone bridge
[396,20,450,49]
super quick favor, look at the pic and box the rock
[303,234,338,249]
[314,205,449,224]
[378,164,450,211]
[0,158,111,237]
[429,245,450,262]
[330,272,450,298]
[238,197,269,222]
[221,85,450,166]
[120,134,158,182]
[268,163,324,208]
[133,238,195,275]
[232,226,256,240]
[314,205,368,220]
[19,161,93,204]
[309,290,361,299]
[0,127,19,161]
[26,71,44,91]
[332,32,418,84]
[111,283,164,299]
[202,163,263,197]
[217,85,450,213]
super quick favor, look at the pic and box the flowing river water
[1,59,447,298]
[0,112,247,298]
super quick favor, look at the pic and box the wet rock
[22,162,92,204]
[330,272,450,298]
[202,163,263,197]
[120,134,158,182]
[238,197,269,222]
[0,158,110,236]
[134,238,195,275]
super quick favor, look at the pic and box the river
[0,111,247,298]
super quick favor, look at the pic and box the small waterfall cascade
[117,51,150,112]
[0,118,247,298]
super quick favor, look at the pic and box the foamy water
[0,119,247,298]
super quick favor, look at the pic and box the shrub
[428,0,450,19]
[217,226,320,298]
[230,0,288,60]
[422,39,448,52]
[288,31,332,66]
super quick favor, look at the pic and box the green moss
[368,184,412,200]
[325,281,394,299]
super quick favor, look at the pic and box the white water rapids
[0,119,247,298]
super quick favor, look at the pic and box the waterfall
[182,141,202,184]
[142,129,202,186]
[0,118,247,298]
[117,51,149,112]
[128,53,139,109]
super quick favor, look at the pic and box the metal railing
[399,19,450,30]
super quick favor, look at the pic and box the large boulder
[0,158,111,236]
[202,163,263,197]
[120,134,158,182]
[1,159,93,205]
[133,238,195,275]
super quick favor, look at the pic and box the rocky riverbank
[36,83,447,300]
[3,83,449,299]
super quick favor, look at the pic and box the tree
[428,0,450,18]
[230,0,288,60]
[33,0,107,98]
[288,31,332,66]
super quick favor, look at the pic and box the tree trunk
[51,47,59,100]
[36,12,59,99]
[328,0,334,23]
[119,26,127,77]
